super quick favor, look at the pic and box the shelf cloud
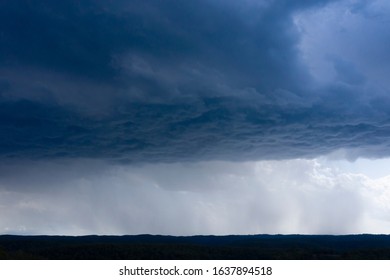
[1,0,390,162]
[1,0,390,234]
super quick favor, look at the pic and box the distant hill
[1,234,390,259]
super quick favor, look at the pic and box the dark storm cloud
[1,0,389,162]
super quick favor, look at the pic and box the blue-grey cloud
[3,0,390,236]
[1,0,390,162]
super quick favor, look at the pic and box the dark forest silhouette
[1,234,390,259]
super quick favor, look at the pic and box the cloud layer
[1,158,390,235]
[2,0,390,235]
[1,0,390,162]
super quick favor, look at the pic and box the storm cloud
[1,0,389,162]
[1,0,390,235]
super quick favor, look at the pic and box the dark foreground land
[1,234,390,259]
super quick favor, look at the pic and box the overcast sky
[1,0,390,235]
